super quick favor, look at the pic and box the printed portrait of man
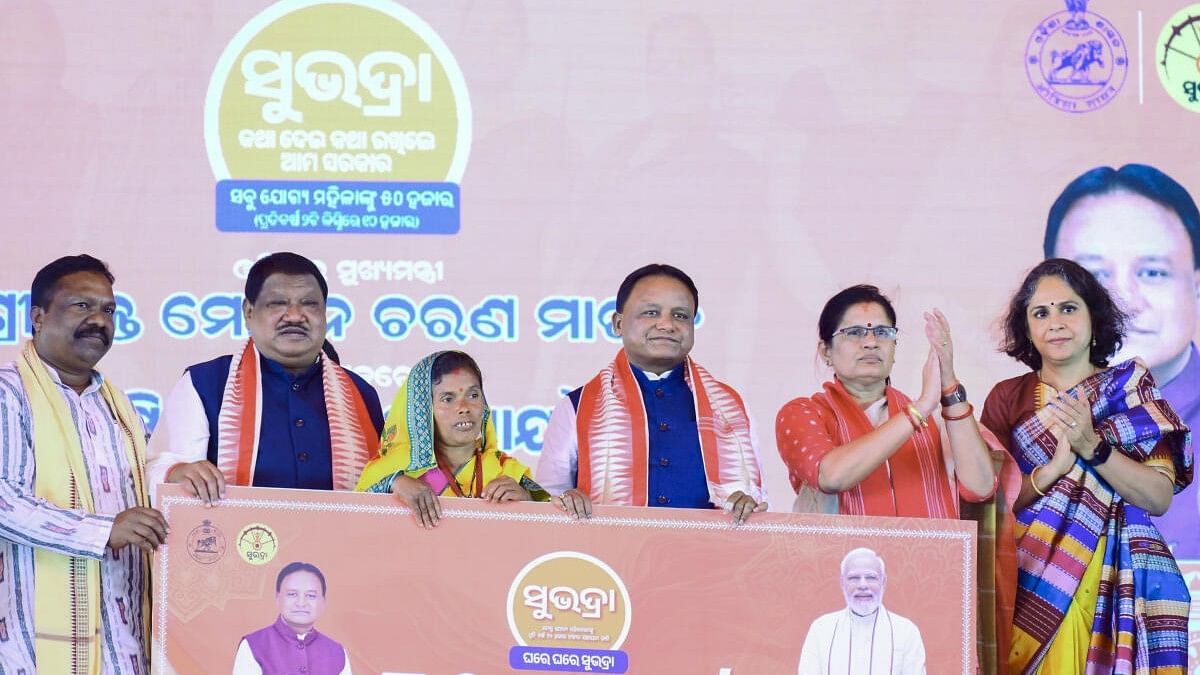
[232,561,352,675]
[1044,163,1200,557]
[798,548,926,675]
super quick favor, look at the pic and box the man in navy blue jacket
[146,253,383,501]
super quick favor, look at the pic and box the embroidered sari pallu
[1007,361,1191,674]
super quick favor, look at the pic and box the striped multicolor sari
[1005,359,1191,674]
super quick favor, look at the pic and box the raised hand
[1046,390,1102,460]
[923,308,956,390]
[915,346,942,419]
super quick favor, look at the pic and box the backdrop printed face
[2,0,1199,633]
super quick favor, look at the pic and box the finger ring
[941,341,948,346]
[1070,422,1078,428]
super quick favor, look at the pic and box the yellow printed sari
[355,351,549,501]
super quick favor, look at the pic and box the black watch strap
[941,382,967,408]
[1086,440,1111,467]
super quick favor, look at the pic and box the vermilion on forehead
[434,368,482,391]
[837,302,893,328]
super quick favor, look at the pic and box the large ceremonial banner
[155,486,976,674]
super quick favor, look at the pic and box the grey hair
[840,547,886,577]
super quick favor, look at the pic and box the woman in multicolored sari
[981,258,1192,674]
[355,351,550,527]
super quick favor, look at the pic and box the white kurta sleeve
[145,371,212,503]
[231,639,264,675]
[796,616,827,675]
[535,396,579,495]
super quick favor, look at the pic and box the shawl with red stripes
[812,379,958,518]
[215,339,380,490]
[574,349,763,506]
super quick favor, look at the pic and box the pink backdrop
[2,0,1198,667]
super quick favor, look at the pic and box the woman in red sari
[775,284,1018,673]
[776,284,1001,516]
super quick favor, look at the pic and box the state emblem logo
[1026,0,1127,112]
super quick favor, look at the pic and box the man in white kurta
[798,548,925,675]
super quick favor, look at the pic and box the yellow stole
[15,341,150,674]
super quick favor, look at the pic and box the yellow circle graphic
[236,522,279,566]
[1156,4,1200,112]
[205,0,471,181]
[507,551,632,651]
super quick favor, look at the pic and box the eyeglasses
[831,325,899,341]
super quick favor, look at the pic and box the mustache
[276,322,309,334]
[74,326,111,345]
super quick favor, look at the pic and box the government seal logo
[1025,0,1127,112]
[236,523,279,566]
[186,519,226,565]
[1156,5,1200,112]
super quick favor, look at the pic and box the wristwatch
[941,382,967,408]
[1085,440,1111,467]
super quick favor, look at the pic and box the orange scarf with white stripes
[215,339,379,490]
[812,379,955,518]
[574,349,763,506]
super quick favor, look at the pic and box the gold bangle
[905,403,927,429]
[1030,465,1048,496]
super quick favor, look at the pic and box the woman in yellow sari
[355,351,549,526]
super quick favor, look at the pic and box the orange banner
[155,485,976,674]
